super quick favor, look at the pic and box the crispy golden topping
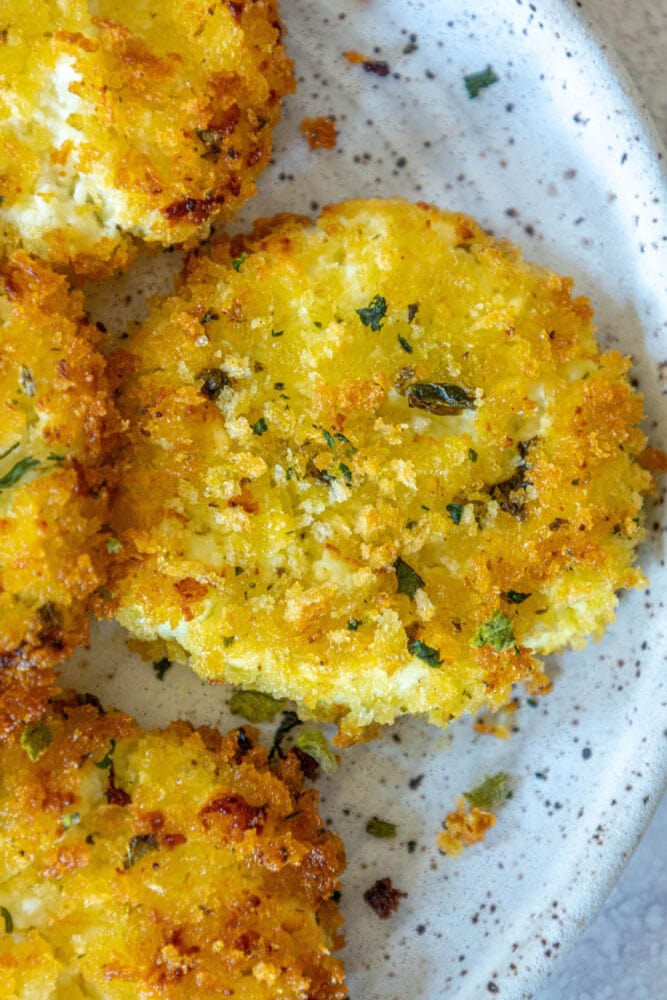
[0,0,294,276]
[0,692,347,999]
[437,797,497,858]
[110,198,653,741]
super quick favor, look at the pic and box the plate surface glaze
[62,1,667,997]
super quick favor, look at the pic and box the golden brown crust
[0,692,347,999]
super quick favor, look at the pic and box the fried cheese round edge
[110,198,654,741]
[0,0,295,278]
[0,691,347,1000]
[0,251,121,730]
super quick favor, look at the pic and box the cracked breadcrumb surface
[0,691,347,999]
[110,198,653,742]
[0,0,294,277]
[0,253,120,736]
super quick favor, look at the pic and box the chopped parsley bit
[464,65,499,99]
[20,365,36,396]
[234,566,244,576]
[322,428,335,449]
[394,556,425,599]
[62,812,80,829]
[314,321,322,329]
[252,416,268,436]
[20,722,53,762]
[407,839,418,854]
[271,329,284,338]
[534,771,547,781]
[446,502,465,525]
[94,739,116,769]
[295,729,337,775]
[198,367,230,401]
[0,906,12,933]
[269,710,302,759]
[47,452,65,463]
[0,455,40,491]
[408,638,442,667]
[123,833,159,870]
[229,689,286,723]
[331,889,342,903]
[347,617,362,631]
[274,381,285,390]
[405,382,475,415]
[468,448,478,463]
[506,589,531,604]
[338,462,352,482]
[222,635,236,648]
[407,302,419,322]
[464,772,510,809]
[334,432,352,446]
[366,816,397,838]
[526,698,539,708]
[470,610,515,652]
[0,441,19,462]
[231,251,248,271]
[152,657,172,681]
[398,334,413,353]
[356,294,387,331]
[201,310,219,324]
[106,537,122,554]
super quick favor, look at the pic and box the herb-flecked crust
[0,0,295,277]
[110,198,653,741]
[0,692,347,999]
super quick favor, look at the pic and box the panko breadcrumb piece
[0,691,347,1000]
[0,253,120,714]
[110,198,654,742]
[437,797,496,858]
[0,0,294,277]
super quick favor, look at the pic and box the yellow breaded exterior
[0,693,346,1000]
[0,0,294,277]
[111,199,653,741]
[0,253,119,710]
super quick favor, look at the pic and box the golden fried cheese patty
[0,0,294,276]
[0,691,346,999]
[111,199,653,741]
[0,252,119,706]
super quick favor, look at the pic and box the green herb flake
[464,772,510,810]
[398,335,413,353]
[0,456,40,491]
[0,906,12,933]
[526,698,539,708]
[271,329,284,338]
[152,657,172,681]
[506,589,531,604]
[407,302,419,322]
[295,729,337,775]
[269,710,302,759]
[470,610,515,652]
[366,816,397,838]
[0,442,19,462]
[222,635,236,648]
[356,294,387,331]
[231,251,248,272]
[123,833,159,870]
[446,502,465,525]
[408,638,442,667]
[201,309,219,325]
[252,417,268,436]
[405,382,475,415]
[347,617,362,631]
[229,689,286,723]
[20,366,36,397]
[47,452,65,463]
[94,739,116,769]
[394,556,425,600]
[468,448,478,463]
[464,65,499,99]
[322,428,335,449]
[62,812,80,830]
[407,839,417,854]
[338,462,352,482]
[20,722,53,762]
[334,432,352,446]
[106,537,122,554]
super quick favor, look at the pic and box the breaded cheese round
[0,0,294,277]
[0,692,346,1000]
[111,199,653,741]
[0,252,119,689]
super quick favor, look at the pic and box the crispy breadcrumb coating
[0,692,347,999]
[0,253,119,709]
[0,0,294,277]
[110,199,653,741]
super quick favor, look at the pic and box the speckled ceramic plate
[61,1,667,997]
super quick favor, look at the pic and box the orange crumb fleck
[344,50,367,64]
[300,116,337,150]
[437,797,496,857]
[473,721,511,740]
[639,446,667,473]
